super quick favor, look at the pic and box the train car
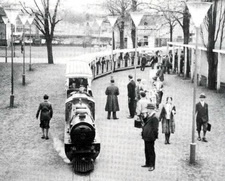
[64,61,100,173]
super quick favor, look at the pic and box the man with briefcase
[196,93,210,142]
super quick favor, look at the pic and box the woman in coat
[105,79,120,119]
[159,97,176,144]
[36,94,53,140]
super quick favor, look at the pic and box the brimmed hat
[199,93,206,98]
[147,103,155,110]
[128,75,133,79]
[43,94,49,99]
[137,78,141,82]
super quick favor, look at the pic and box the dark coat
[141,56,147,65]
[156,69,164,82]
[196,102,208,123]
[36,101,53,121]
[159,104,176,134]
[105,84,120,112]
[127,80,136,99]
[142,113,159,142]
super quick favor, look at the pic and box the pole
[134,26,137,82]
[5,23,7,63]
[10,24,14,107]
[190,26,198,164]
[111,27,114,80]
[29,24,32,71]
[22,24,25,85]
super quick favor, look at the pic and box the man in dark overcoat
[105,79,120,119]
[141,54,147,71]
[141,103,159,171]
[127,75,136,118]
[196,93,209,142]
[36,94,53,140]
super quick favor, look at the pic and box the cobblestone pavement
[0,62,225,181]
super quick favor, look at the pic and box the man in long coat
[36,94,53,140]
[127,75,136,118]
[141,103,159,171]
[105,79,120,119]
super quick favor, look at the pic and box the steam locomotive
[64,61,100,173]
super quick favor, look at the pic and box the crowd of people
[104,60,210,172]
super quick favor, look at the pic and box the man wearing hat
[196,93,209,142]
[36,94,53,140]
[141,103,159,171]
[127,75,136,118]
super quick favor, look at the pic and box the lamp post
[27,15,34,71]
[4,8,19,107]
[19,14,29,86]
[2,16,8,63]
[130,12,144,82]
[96,18,103,52]
[186,1,212,164]
[107,15,118,78]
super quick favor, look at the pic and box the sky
[14,0,105,13]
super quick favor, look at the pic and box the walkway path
[0,63,224,181]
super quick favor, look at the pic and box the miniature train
[64,61,100,173]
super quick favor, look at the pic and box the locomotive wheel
[72,158,94,173]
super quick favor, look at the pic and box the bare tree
[104,0,133,49]
[201,0,225,89]
[21,0,61,64]
[146,0,191,77]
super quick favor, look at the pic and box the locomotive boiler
[64,61,100,173]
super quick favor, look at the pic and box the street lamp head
[2,16,9,24]
[130,11,144,27]
[19,14,29,25]
[4,8,19,25]
[96,18,103,27]
[27,15,35,25]
[107,15,118,28]
[186,1,212,28]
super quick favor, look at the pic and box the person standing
[156,65,164,82]
[127,75,136,118]
[196,93,209,142]
[141,103,159,171]
[136,92,150,123]
[153,77,163,109]
[136,78,142,101]
[159,97,176,144]
[140,54,147,71]
[36,94,53,140]
[105,79,120,119]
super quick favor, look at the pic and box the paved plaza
[0,62,225,181]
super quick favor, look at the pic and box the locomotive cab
[65,61,93,98]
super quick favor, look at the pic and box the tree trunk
[170,24,173,42]
[183,5,190,77]
[46,38,54,64]
[131,0,137,48]
[131,22,136,48]
[207,1,217,89]
[113,31,115,50]
[119,21,125,49]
